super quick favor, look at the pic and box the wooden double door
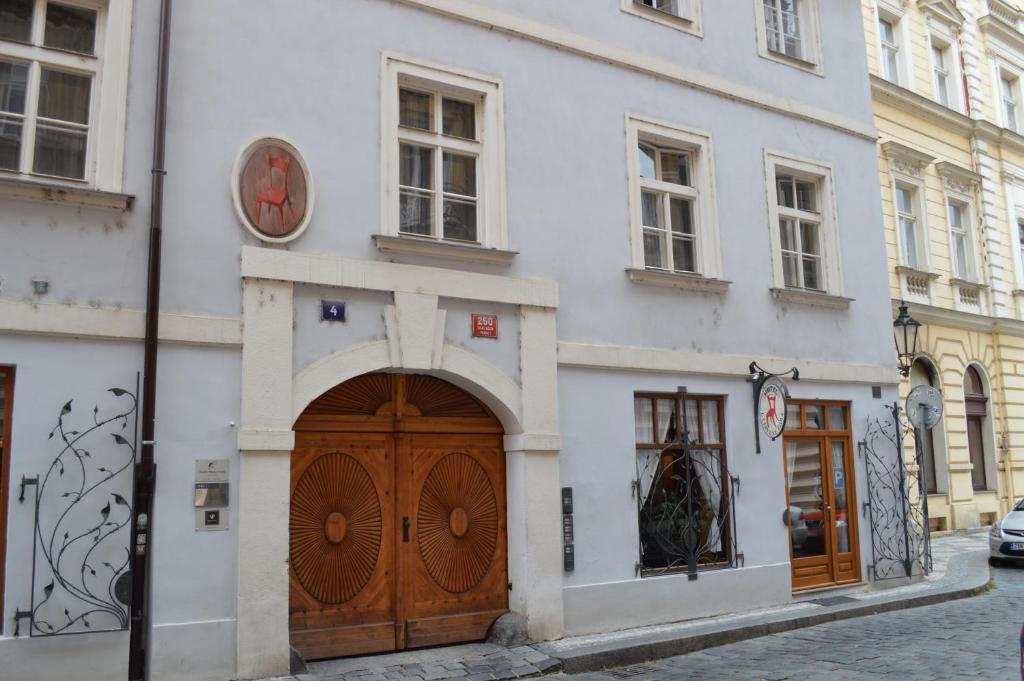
[783,401,860,591]
[289,374,508,660]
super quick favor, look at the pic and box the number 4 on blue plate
[321,300,346,322]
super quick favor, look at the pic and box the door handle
[402,517,410,543]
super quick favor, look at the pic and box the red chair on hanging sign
[254,154,292,230]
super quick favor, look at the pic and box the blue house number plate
[321,301,346,322]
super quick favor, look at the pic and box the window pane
[879,19,894,43]
[885,49,900,83]
[683,399,698,442]
[805,405,824,429]
[659,150,690,186]
[932,46,944,70]
[701,401,721,444]
[32,123,86,178]
[399,144,432,190]
[967,417,987,490]
[0,0,32,42]
[782,252,800,287]
[948,201,962,230]
[777,175,795,208]
[638,144,656,179]
[827,406,847,431]
[44,3,97,54]
[399,89,432,131]
[672,236,696,273]
[443,198,477,242]
[900,217,918,268]
[896,186,912,214]
[37,68,90,124]
[953,233,968,279]
[399,190,432,236]
[831,441,850,553]
[779,217,797,251]
[635,397,654,443]
[802,256,821,290]
[670,197,693,234]
[642,190,663,229]
[0,60,28,114]
[796,181,815,211]
[936,74,949,106]
[442,97,475,139]
[785,402,801,429]
[643,229,666,269]
[0,114,21,170]
[800,221,819,255]
[442,152,475,197]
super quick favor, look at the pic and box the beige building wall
[864,0,1024,529]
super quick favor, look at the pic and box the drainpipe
[128,0,172,679]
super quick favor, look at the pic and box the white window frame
[875,6,909,87]
[380,53,508,252]
[944,194,977,282]
[882,141,936,302]
[620,0,702,36]
[625,114,722,285]
[894,181,928,270]
[764,150,844,299]
[928,33,961,111]
[1001,168,1024,301]
[0,0,132,191]
[754,0,823,75]
[998,67,1021,133]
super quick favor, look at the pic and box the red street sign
[471,313,498,339]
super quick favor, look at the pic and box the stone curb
[543,550,992,675]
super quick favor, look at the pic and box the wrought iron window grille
[634,387,740,581]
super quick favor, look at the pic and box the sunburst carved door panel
[289,433,396,660]
[400,433,508,649]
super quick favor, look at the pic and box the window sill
[626,268,730,293]
[770,288,853,309]
[759,47,824,77]
[621,1,702,36]
[949,277,989,291]
[895,265,940,281]
[373,234,517,266]
[0,176,133,211]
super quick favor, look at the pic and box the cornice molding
[935,161,982,192]
[978,14,1024,54]
[916,0,964,26]
[870,75,973,135]
[897,299,1024,336]
[881,140,936,176]
[895,265,941,280]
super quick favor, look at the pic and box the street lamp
[893,301,921,377]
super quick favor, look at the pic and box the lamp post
[893,301,921,378]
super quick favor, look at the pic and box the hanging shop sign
[471,313,498,339]
[749,362,799,453]
[232,137,314,243]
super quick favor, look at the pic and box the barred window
[634,392,732,575]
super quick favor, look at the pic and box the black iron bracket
[13,609,31,637]
[18,475,37,503]
[748,362,799,454]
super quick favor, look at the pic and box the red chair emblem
[254,154,292,229]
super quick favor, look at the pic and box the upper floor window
[1001,74,1019,133]
[932,45,950,107]
[0,0,132,191]
[0,0,98,180]
[879,17,901,84]
[765,151,844,301]
[626,115,722,285]
[896,184,924,270]
[756,0,821,74]
[381,54,508,252]
[948,199,974,280]
[621,0,701,35]
[1017,219,1024,277]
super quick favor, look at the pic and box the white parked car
[990,498,1024,566]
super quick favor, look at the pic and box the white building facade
[0,2,901,680]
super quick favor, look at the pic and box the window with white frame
[756,0,821,72]
[878,16,902,84]
[931,42,953,107]
[896,183,925,269]
[0,0,130,191]
[1001,73,1019,133]
[621,0,701,34]
[626,116,721,281]
[1017,218,1024,279]
[765,152,843,298]
[0,0,99,180]
[382,55,507,251]
[948,199,974,280]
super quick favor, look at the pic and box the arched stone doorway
[288,372,508,660]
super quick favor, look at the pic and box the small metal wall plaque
[195,459,229,531]
[321,300,346,322]
[561,487,574,572]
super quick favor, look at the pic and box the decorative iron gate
[860,401,932,581]
[16,383,138,636]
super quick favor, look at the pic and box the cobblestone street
[554,564,1024,681]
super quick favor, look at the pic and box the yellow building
[863,0,1024,529]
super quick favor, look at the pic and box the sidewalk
[272,532,990,681]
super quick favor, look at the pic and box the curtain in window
[657,399,674,443]
[636,448,660,509]
[691,449,723,552]
[683,399,699,442]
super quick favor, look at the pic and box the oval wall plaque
[232,137,314,243]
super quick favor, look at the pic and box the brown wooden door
[783,401,859,591]
[289,374,508,660]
